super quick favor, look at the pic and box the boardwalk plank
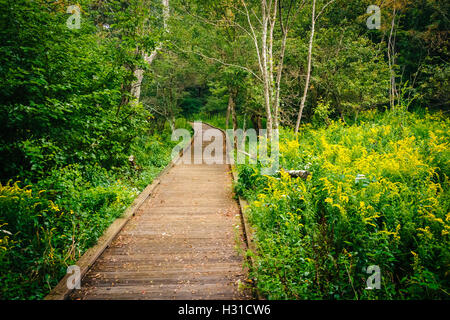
[69,123,250,300]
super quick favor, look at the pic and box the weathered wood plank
[65,123,250,300]
[205,123,262,300]
[45,128,195,300]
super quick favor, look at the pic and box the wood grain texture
[45,127,193,300]
[205,122,262,300]
[68,123,250,300]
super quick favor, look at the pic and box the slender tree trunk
[131,0,170,102]
[257,115,263,134]
[169,115,176,132]
[268,0,278,118]
[228,90,237,132]
[261,0,273,139]
[273,0,296,130]
[242,0,296,135]
[274,29,288,130]
[239,113,248,146]
[225,102,231,130]
[242,0,278,138]
[231,97,238,135]
[168,83,176,131]
[131,68,144,102]
[387,8,397,110]
[228,87,238,149]
[295,0,316,134]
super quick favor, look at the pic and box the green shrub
[0,124,184,300]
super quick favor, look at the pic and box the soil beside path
[70,123,250,300]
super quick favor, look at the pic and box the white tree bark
[387,7,397,110]
[241,0,300,137]
[274,0,300,130]
[131,0,170,102]
[295,0,316,133]
[261,0,273,139]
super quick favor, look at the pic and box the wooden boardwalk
[70,123,250,300]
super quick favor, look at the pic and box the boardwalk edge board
[44,131,196,300]
[204,122,263,300]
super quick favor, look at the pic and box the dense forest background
[0,0,448,299]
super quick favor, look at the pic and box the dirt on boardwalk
[70,123,251,300]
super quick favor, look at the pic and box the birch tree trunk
[261,0,273,139]
[228,87,238,149]
[273,15,289,131]
[273,39,286,130]
[225,102,231,130]
[295,0,316,133]
[131,0,170,102]
[268,0,278,118]
[273,0,298,130]
[387,8,397,110]
[241,0,297,136]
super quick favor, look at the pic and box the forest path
[69,123,250,300]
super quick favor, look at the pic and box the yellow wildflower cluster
[246,110,449,298]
